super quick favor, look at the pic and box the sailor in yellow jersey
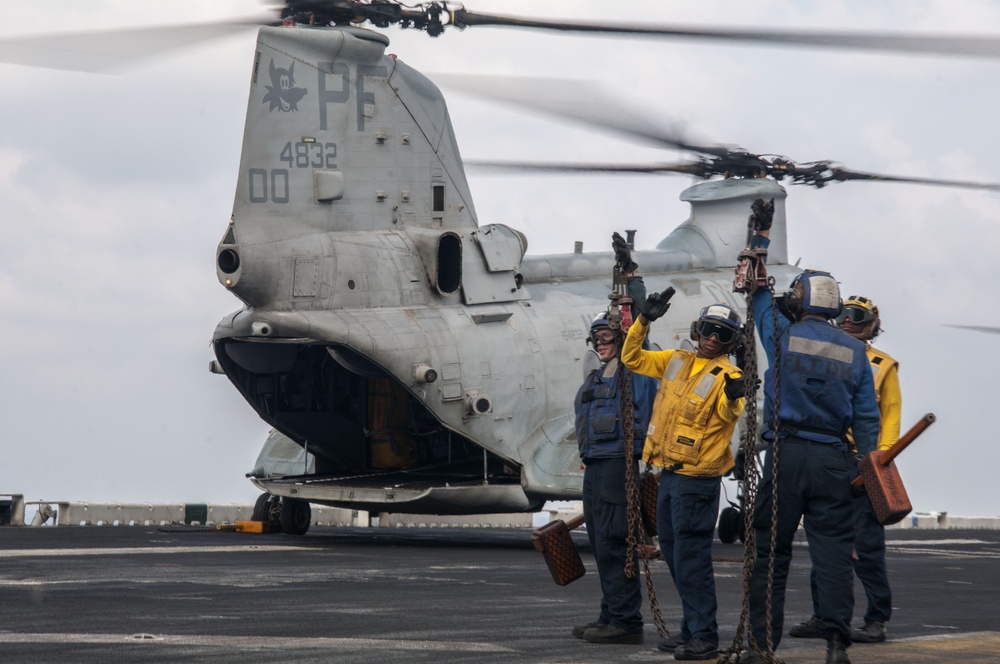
[621,289,746,661]
[789,295,901,645]
[841,296,901,452]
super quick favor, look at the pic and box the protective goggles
[695,320,737,345]
[836,305,874,325]
[590,330,617,346]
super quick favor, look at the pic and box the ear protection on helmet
[778,270,842,320]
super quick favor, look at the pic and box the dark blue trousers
[749,437,855,650]
[657,471,721,644]
[582,457,643,633]
[808,475,893,624]
[851,491,893,623]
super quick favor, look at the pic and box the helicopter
[2,1,999,520]
[196,2,1000,533]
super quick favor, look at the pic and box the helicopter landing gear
[718,504,744,544]
[251,493,291,534]
[279,497,311,536]
[251,493,270,521]
[251,493,311,535]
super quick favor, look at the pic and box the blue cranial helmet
[698,303,742,330]
[690,303,742,352]
[588,312,619,347]
[590,312,611,332]
[782,270,843,319]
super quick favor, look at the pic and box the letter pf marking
[317,63,389,132]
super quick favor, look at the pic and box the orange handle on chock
[852,413,936,487]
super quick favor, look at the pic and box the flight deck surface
[1,525,997,663]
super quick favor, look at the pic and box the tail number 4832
[279,140,337,169]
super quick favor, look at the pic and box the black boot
[826,632,851,664]
[789,615,825,638]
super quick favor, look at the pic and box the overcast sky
[1,1,998,516]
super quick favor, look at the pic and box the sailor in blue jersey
[742,224,880,664]
[572,310,657,646]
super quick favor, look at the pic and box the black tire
[251,493,270,522]
[279,498,311,536]
[718,506,741,544]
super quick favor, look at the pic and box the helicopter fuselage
[211,24,796,515]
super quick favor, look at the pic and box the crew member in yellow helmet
[839,296,901,450]
[789,294,901,645]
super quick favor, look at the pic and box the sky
[1,1,998,516]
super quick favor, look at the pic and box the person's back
[754,274,879,452]
[743,262,878,664]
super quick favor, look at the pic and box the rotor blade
[431,73,728,157]
[465,159,710,177]
[452,11,1000,60]
[0,16,273,73]
[829,167,1000,192]
[943,325,1000,335]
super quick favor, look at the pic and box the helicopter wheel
[279,498,311,536]
[251,493,270,521]
[251,493,284,533]
[718,506,741,544]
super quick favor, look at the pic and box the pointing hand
[641,287,675,323]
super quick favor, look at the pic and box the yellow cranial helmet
[836,295,881,339]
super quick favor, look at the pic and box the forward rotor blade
[453,11,1000,60]
[829,168,1000,192]
[432,73,728,157]
[0,16,272,73]
[465,159,710,177]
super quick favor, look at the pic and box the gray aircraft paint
[213,25,799,515]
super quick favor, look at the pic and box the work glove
[733,338,748,371]
[641,287,675,322]
[733,447,747,481]
[750,197,775,232]
[851,454,868,497]
[612,231,638,273]
[723,373,759,401]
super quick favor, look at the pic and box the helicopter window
[432,184,444,212]
[437,234,461,294]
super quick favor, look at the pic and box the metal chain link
[720,227,785,663]
[620,364,670,638]
[608,235,670,641]
[761,284,784,661]
[719,290,762,663]
[744,283,785,664]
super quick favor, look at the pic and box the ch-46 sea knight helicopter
[6,2,1000,534]
[192,1,1000,534]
